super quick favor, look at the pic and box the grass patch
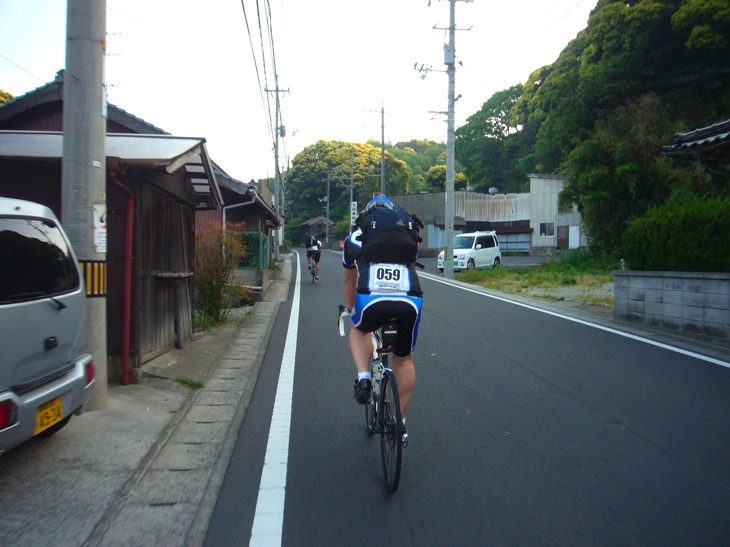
[454,249,616,307]
[176,376,204,390]
[195,310,218,332]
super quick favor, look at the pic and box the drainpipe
[222,191,258,257]
[222,188,264,292]
[222,188,258,228]
[223,186,278,230]
[112,178,134,386]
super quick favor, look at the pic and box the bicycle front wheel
[379,369,402,493]
[365,387,376,435]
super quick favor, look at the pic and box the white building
[393,173,587,256]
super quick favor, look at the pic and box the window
[539,222,555,237]
[454,236,474,250]
[0,218,80,304]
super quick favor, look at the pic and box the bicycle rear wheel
[379,369,402,493]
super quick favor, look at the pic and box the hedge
[622,190,730,272]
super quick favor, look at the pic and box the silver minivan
[0,197,95,455]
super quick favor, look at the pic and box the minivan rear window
[0,217,80,304]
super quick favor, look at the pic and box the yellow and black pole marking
[79,260,107,297]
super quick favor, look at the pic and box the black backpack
[356,205,423,263]
[305,235,316,248]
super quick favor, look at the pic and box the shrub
[622,188,730,272]
[195,221,248,326]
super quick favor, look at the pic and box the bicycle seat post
[371,357,383,398]
[382,322,398,352]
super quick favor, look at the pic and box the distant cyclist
[342,195,424,442]
[305,234,322,280]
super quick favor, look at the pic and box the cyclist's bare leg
[349,327,372,375]
[391,354,415,417]
[316,255,321,276]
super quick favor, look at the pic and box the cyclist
[305,234,322,279]
[342,195,423,442]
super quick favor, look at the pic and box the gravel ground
[519,282,615,306]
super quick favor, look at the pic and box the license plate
[34,397,64,435]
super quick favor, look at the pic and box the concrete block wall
[614,271,729,341]
[232,268,272,302]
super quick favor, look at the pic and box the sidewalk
[100,257,292,546]
[0,257,292,547]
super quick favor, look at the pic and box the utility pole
[444,0,457,279]
[63,0,107,408]
[350,149,355,231]
[325,173,330,246]
[265,85,288,259]
[380,103,386,195]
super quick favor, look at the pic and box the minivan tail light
[0,400,18,430]
[85,360,95,386]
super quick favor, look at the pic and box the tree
[561,94,700,254]
[454,0,730,255]
[424,165,468,192]
[284,140,410,229]
[455,85,524,192]
[0,88,14,105]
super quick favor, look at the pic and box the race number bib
[368,263,410,292]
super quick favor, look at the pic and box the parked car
[0,197,95,455]
[438,231,502,272]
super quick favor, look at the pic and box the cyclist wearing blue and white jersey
[342,195,423,435]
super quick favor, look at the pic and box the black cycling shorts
[307,251,321,262]
[353,295,422,357]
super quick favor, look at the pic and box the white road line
[250,252,301,546]
[421,272,730,369]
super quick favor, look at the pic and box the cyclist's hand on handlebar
[338,305,351,337]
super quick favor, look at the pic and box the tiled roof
[0,70,168,135]
[662,119,730,159]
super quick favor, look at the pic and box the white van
[438,231,502,271]
[0,197,95,455]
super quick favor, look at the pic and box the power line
[240,0,275,145]
[0,54,45,85]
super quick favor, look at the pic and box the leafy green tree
[389,139,447,187]
[424,165,468,192]
[514,33,593,174]
[452,0,730,256]
[455,85,524,192]
[284,140,410,228]
[561,94,699,254]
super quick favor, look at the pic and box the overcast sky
[1,0,597,183]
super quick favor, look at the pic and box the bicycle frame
[308,255,317,283]
[338,305,403,493]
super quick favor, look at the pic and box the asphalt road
[205,251,730,545]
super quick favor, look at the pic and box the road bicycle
[338,305,403,493]
[307,256,317,283]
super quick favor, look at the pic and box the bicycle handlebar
[338,304,350,337]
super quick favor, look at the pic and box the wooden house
[299,216,335,248]
[0,71,232,382]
